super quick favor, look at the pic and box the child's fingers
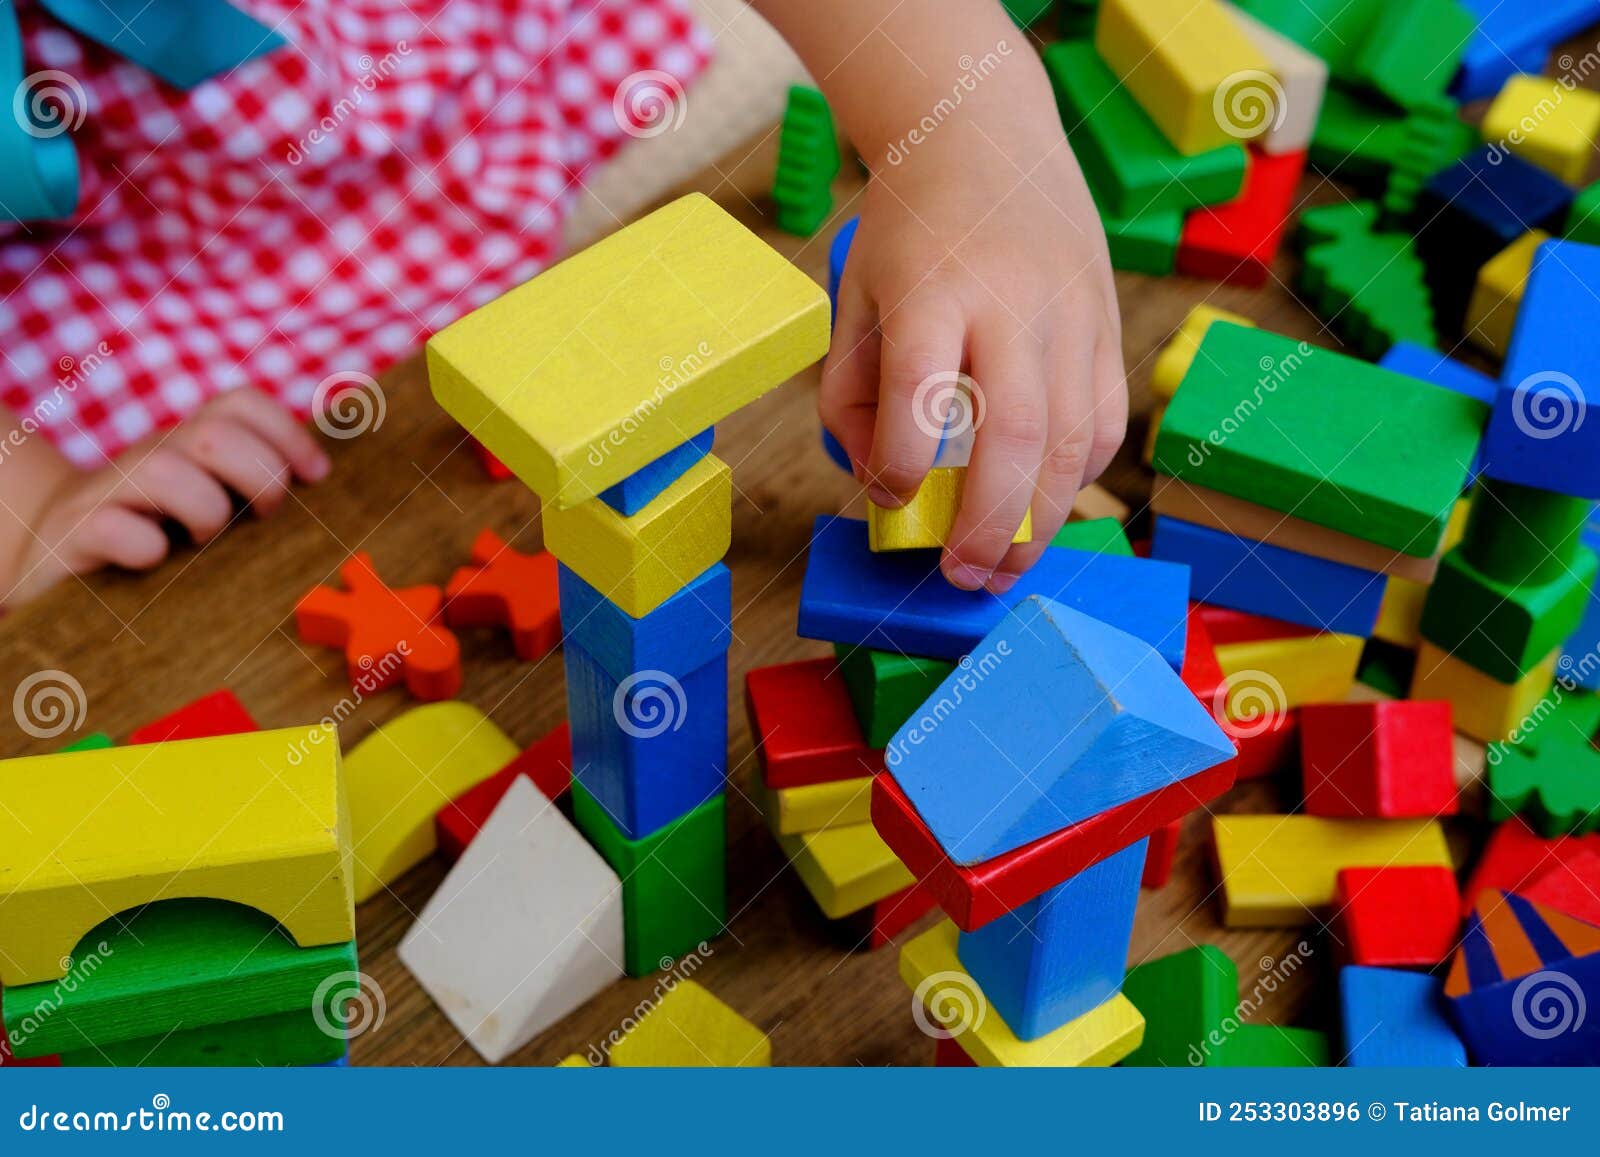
[115,449,235,543]
[818,277,880,477]
[174,418,294,515]
[74,505,171,571]
[866,293,965,506]
[1083,333,1128,484]
[209,386,331,482]
[942,322,1046,590]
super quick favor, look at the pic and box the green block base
[573,783,726,976]
[1217,1024,1331,1067]
[834,645,955,750]
[1568,180,1600,246]
[58,1008,348,1068]
[1051,517,1134,556]
[1420,546,1598,683]
[1357,638,1416,699]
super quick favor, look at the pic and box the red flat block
[1301,700,1457,818]
[1181,603,1226,706]
[1462,817,1600,919]
[127,689,258,745]
[444,528,561,662]
[1197,604,1320,645]
[1178,148,1306,287]
[435,723,572,861]
[934,1034,976,1067]
[1521,847,1600,927]
[1226,707,1299,781]
[1142,818,1183,889]
[745,658,884,788]
[1335,865,1461,968]
[871,759,1236,932]
[867,878,939,950]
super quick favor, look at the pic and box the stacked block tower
[426,194,829,975]
[0,729,359,1067]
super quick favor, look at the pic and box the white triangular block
[399,776,623,1063]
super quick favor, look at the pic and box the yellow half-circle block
[347,702,519,903]
[542,454,732,618]
[867,467,1032,552]
[0,726,353,987]
[900,921,1145,1067]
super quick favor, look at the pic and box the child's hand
[3,388,330,604]
[823,113,1127,595]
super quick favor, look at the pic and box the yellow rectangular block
[542,454,731,617]
[427,192,830,507]
[1213,815,1452,927]
[0,727,353,986]
[1466,229,1549,358]
[1411,640,1560,744]
[1151,305,1257,399]
[867,467,1032,551]
[776,821,914,919]
[1483,75,1600,184]
[610,980,771,1067]
[900,921,1145,1066]
[1096,0,1274,154]
[1214,632,1362,713]
[758,776,873,835]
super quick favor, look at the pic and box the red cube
[1301,700,1457,817]
[1335,865,1461,967]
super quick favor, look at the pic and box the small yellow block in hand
[867,467,1032,552]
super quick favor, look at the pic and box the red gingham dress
[0,0,711,466]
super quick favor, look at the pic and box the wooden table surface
[0,110,1491,1068]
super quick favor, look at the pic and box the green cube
[833,644,955,750]
[1051,516,1133,556]
[573,783,726,976]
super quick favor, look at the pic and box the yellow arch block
[0,727,352,986]
[346,702,520,904]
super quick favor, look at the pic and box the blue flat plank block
[1150,516,1384,636]
[797,516,1190,670]
[596,428,714,515]
[958,838,1145,1041]
[566,641,727,840]
[1424,148,1574,250]
[885,596,1235,864]
[1377,340,1497,406]
[1340,966,1466,1067]
[559,562,731,685]
[1482,240,1600,499]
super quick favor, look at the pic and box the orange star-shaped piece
[296,553,461,700]
[444,529,561,661]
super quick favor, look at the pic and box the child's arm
[751,0,1126,592]
[0,389,329,606]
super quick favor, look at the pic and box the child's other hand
[821,89,1126,594]
[6,388,330,604]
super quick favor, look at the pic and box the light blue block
[885,596,1234,865]
[828,215,858,320]
[596,428,714,515]
[566,641,727,840]
[1340,966,1467,1067]
[1150,515,1385,636]
[958,839,1146,1040]
[798,516,1190,670]
[558,562,731,685]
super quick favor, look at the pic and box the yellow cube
[1466,230,1550,357]
[1410,640,1559,744]
[1482,75,1600,184]
[867,466,1032,551]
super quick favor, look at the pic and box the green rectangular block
[1347,0,1474,109]
[1,900,357,1059]
[833,644,955,750]
[59,732,113,752]
[1050,517,1134,556]
[58,1008,347,1068]
[1101,199,1182,275]
[1044,40,1246,219]
[1150,323,1486,556]
[1218,1024,1331,1067]
[1121,945,1237,1067]
[572,782,726,977]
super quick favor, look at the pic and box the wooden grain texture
[0,127,1416,1067]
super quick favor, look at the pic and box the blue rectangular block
[885,597,1235,865]
[1482,240,1600,499]
[957,838,1145,1041]
[596,428,714,515]
[1150,516,1385,636]
[797,516,1190,670]
[1340,966,1466,1067]
[1451,0,1596,101]
[565,641,727,840]
[558,562,731,685]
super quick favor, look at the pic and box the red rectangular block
[435,723,573,861]
[746,658,885,788]
[1462,818,1600,918]
[1181,603,1226,709]
[127,689,258,745]
[1335,865,1461,968]
[1178,148,1306,287]
[871,760,1236,931]
[1142,818,1183,889]
[1301,700,1458,817]
[1521,847,1600,927]
[1227,707,1299,781]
